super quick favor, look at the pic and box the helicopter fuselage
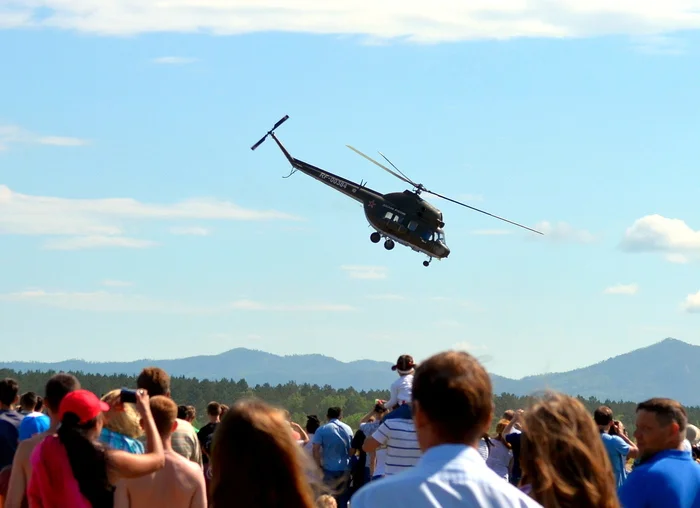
[268,131,450,260]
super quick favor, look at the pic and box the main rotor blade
[377,151,416,185]
[426,190,544,235]
[346,145,414,186]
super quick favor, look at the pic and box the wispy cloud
[666,253,690,264]
[470,229,512,236]
[603,284,639,295]
[102,280,134,287]
[169,226,210,236]
[631,35,685,55]
[534,221,596,244]
[0,185,299,250]
[683,291,700,314]
[43,236,157,250]
[0,125,88,151]
[152,56,197,64]
[0,290,355,313]
[7,2,700,43]
[365,294,406,301]
[341,265,387,280]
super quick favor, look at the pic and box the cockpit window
[436,229,446,242]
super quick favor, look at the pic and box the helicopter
[251,115,543,267]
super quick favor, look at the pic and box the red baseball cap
[58,389,110,424]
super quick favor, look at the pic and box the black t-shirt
[197,422,218,463]
[505,431,522,480]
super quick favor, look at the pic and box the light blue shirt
[600,433,630,487]
[350,443,542,508]
[312,418,354,472]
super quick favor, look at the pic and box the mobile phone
[120,388,138,404]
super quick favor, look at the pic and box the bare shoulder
[168,452,205,477]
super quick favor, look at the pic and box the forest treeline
[2,367,699,433]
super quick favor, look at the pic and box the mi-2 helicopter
[251,115,543,266]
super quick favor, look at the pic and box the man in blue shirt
[312,406,354,508]
[618,397,700,508]
[0,378,24,469]
[594,405,639,487]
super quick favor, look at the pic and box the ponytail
[57,412,114,508]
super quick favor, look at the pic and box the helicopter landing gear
[370,232,381,243]
[384,239,395,250]
[423,258,432,267]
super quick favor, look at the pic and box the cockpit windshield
[436,229,446,243]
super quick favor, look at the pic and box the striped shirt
[370,418,421,475]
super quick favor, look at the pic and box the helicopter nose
[441,245,450,257]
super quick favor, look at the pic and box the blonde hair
[521,391,619,508]
[494,419,511,448]
[100,389,144,439]
[316,495,337,508]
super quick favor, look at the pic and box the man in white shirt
[350,350,542,508]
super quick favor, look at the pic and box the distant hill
[2,338,699,406]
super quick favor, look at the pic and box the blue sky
[2,2,700,381]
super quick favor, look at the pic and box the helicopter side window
[384,212,393,220]
[407,220,419,231]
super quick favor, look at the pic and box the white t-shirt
[374,447,388,477]
[486,439,512,479]
[371,417,421,475]
[385,374,413,409]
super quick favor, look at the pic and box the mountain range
[3,338,699,406]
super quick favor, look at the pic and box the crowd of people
[0,351,699,507]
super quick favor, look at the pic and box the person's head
[149,396,178,440]
[56,389,113,507]
[520,391,619,508]
[0,378,19,409]
[44,373,81,419]
[208,401,222,421]
[306,415,321,434]
[326,407,342,421]
[391,354,416,375]
[220,404,229,417]
[495,419,511,446]
[185,405,196,422]
[593,405,614,430]
[210,398,319,508]
[177,405,188,420]
[136,367,171,397]
[502,409,515,421]
[100,389,144,439]
[411,351,492,451]
[19,391,39,412]
[634,397,688,461]
[316,494,337,508]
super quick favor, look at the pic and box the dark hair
[207,401,222,416]
[20,391,38,411]
[392,354,416,372]
[210,398,318,508]
[593,406,614,427]
[136,367,171,397]
[327,407,342,420]
[57,412,113,507]
[44,373,81,413]
[637,398,688,433]
[412,351,492,443]
[35,395,44,412]
[177,405,188,420]
[306,415,321,434]
[0,378,19,407]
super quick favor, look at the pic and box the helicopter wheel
[384,239,395,250]
[423,260,430,267]
[370,232,381,243]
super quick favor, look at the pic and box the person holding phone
[594,406,638,488]
[27,388,165,507]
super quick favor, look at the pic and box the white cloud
[169,226,210,236]
[6,1,700,43]
[683,291,700,314]
[0,290,355,313]
[603,283,639,295]
[365,294,406,300]
[341,265,387,280]
[43,235,157,250]
[0,185,299,249]
[102,279,134,287]
[452,341,489,353]
[152,56,197,64]
[632,34,686,55]
[534,221,596,243]
[0,125,88,151]
[621,215,700,253]
[666,253,690,264]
